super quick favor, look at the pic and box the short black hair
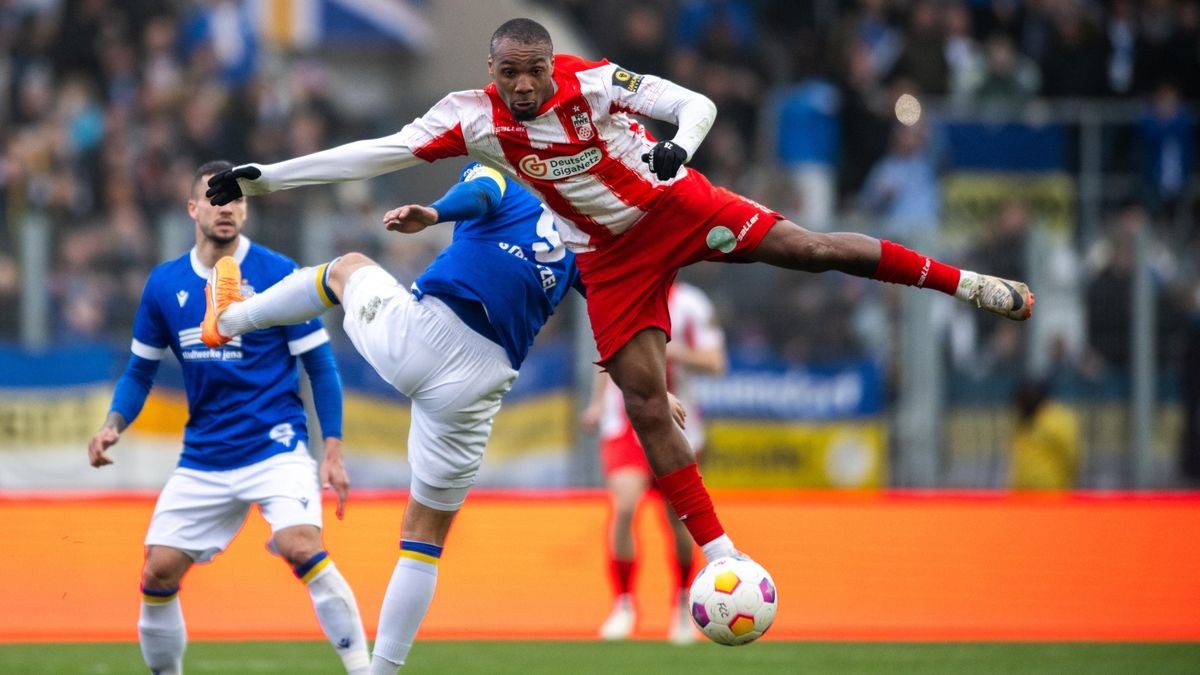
[193,159,235,195]
[490,18,552,56]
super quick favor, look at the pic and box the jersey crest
[571,112,593,141]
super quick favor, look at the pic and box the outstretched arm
[208,133,427,204]
[384,164,505,233]
[208,93,473,205]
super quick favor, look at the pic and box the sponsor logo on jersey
[536,264,558,291]
[518,147,602,180]
[571,112,594,141]
[706,226,737,254]
[612,68,643,92]
[498,242,528,259]
[178,327,243,360]
[737,213,759,241]
[176,290,189,307]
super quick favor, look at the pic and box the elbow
[702,95,717,123]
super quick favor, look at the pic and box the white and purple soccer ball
[688,555,778,646]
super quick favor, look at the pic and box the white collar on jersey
[190,234,251,280]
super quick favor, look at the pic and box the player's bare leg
[273,525,369,674]
[662,500,699,644]
[745,220,1034,320]
[600,468,649,640]
[605,330,736,562]
[139,546,193,675]
[370,493,459,675]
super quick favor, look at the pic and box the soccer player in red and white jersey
[207,18,1033,579]
[582,282,726,644]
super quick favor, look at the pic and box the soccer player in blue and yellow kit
[202,162,587,673]
[87,161,369,674]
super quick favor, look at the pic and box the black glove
[206,165,262,205]
[641,141,688,181]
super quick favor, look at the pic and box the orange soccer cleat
[201,256,244,347]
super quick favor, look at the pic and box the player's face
[488,39,555,121]
[189,174,246,245]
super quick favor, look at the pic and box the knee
[610,495,638,522]
[141,562,183,592]
[273,528,324,568]
[622,392,670,431]
[329,252,376,287]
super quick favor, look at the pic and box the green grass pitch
[1,641,1198,674]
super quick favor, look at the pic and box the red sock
[872,240,960,295]
[610,558,635,596]
[657,464,725,547]
[675,556,695,592]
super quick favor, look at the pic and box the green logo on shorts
[706,226,737,253]
[359,296,382,323]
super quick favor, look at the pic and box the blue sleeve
[300,342,343,439]
[572,269,587,298]
[429,168,505,222]
[110,354,161,425]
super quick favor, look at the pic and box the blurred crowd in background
[0,0,1198,482]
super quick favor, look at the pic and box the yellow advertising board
[701,419,886,488]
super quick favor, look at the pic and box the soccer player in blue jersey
[86,160,370,675]
[201,162,590,673]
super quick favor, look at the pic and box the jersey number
[531,205,565,263]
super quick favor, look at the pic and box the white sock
[138,591,186,674]
[301,556,370,675]
[370,542,442,673]
[954,270,980,301]
[700,534,736,562]
[219,261,339,336]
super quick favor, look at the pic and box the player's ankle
[700,534,736,562]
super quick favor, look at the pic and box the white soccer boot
[667,590,699,645]
[598,594,636,640]
[959,273,1034,321]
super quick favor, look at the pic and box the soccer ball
[688,555,778,645]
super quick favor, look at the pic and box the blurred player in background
[582,281,727,644]
[201,163,587,673]
[87,161,369,675]
[206,18,1034,570]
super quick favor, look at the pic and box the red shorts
[600,424,652,478]
[575,170,782,362]
[600,424,704,488]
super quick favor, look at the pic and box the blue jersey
[130,236,329,470]
[413,163,582,368]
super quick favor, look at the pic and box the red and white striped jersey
[599,282,726,450]
[252,54,716,251]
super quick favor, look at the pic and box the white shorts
[341,266,518,497]
[144,443,322,562]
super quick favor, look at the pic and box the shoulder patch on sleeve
[463,164,507,195]
[611,68,644,93]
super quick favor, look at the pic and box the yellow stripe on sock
[142,593,177,605]
[399,549,440,566]
[299,556,332,584]
[313,263,336,308]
